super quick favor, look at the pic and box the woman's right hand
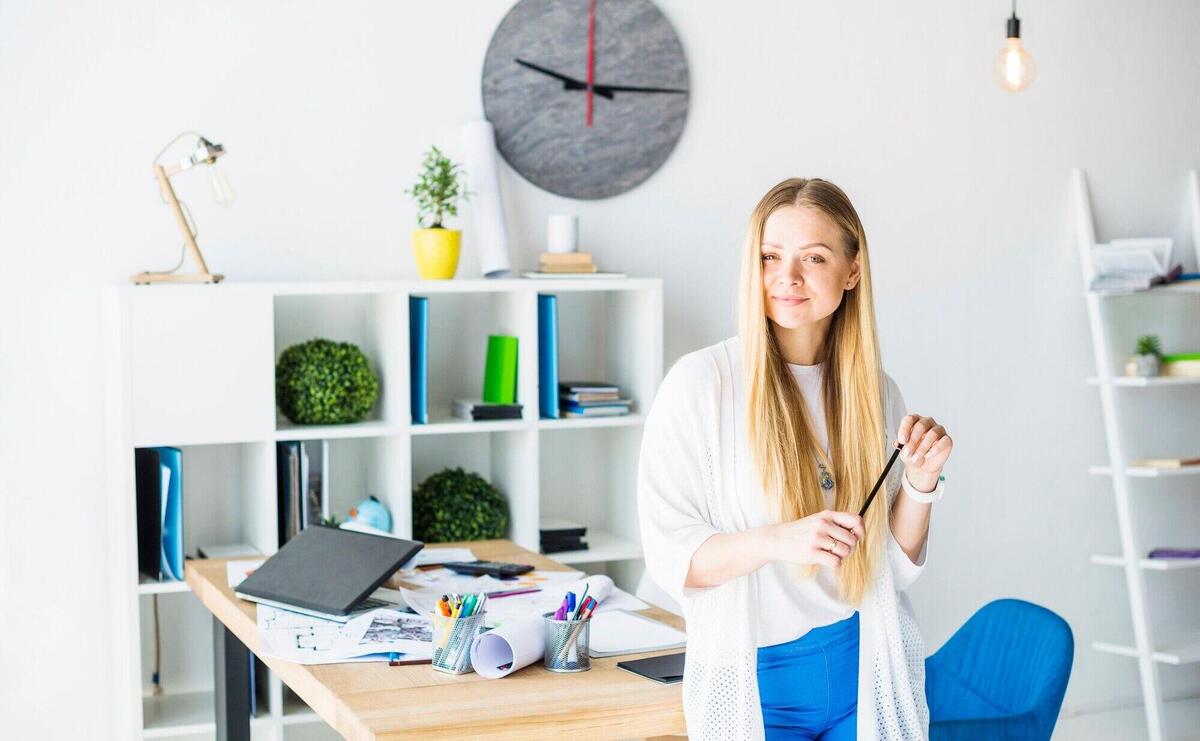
[766,510,864,568]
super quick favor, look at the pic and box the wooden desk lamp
[132,131,234,284]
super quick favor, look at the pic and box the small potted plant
[1125,334,1162,377]
[405,145,469,280]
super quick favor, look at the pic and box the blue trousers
[756,612,860,740]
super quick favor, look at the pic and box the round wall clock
[481,0,690,200]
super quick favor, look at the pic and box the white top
[748,361,920,647]
[637,337,931,740]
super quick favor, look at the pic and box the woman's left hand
[897,414,953,490]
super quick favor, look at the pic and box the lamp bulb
[995,37,1035,92]
[209,164,236,206]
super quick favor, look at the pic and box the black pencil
[858,441,904,518]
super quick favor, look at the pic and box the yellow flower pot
[412,228,461,280]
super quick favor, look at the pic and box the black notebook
[616,651,686,685]
[235,525,422,621]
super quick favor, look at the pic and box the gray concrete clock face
[482,0,689,200]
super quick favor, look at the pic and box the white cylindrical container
[546,214,578,253]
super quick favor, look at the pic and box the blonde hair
[737,177,886,606]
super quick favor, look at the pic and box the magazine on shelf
[1090,238,1182,291]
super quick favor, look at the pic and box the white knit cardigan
[637,337,930,740]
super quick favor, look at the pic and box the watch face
[482,0,690,200]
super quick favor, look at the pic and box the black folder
[235,525,422,619]
[616,651,686,684]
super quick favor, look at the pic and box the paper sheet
[401,547,477,569]
[226,559,266,588]
[587,609,686,657]
[337,609,433,659]
[257,604,433,665]
[469,616,545,679]
[256,604,364,665]
[398,569,586,617]
[1093,238,1173,276]
[481,575,649,621]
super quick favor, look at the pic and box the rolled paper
[571,574,614,605]
[470,616,545,679]
[460,119,512,278]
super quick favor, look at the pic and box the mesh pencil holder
[431,610,486,675]
[543,611,592,673]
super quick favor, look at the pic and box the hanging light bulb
[994,1,1035,92]
[209,162,236,206]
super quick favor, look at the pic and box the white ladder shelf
[1072,168,1200,741]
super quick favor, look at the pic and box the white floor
[1053,697,1200,740]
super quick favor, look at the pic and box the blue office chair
[925,599,1073,741]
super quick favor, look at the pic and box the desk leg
[213,616,251,741]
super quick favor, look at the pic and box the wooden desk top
[186,539,686,740]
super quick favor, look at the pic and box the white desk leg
[213,616,251,741]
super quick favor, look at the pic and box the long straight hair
[737,178,886,606]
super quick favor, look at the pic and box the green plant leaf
[403,145,471,228]
[1135,334,1162,357]
[412,467,508,543]
[275,338,380,425]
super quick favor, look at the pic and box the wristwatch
[902,471,945,503]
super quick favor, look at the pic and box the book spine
[409,296,429,424]
[538,294,559,419]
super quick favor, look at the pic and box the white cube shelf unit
[103,277,663,739]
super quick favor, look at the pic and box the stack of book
[453,398,523,421]
[540,252,597,274]
[560,381,632,417]
[1162,353,1200,378]
[540,518,587,555]
[1130,456,1200,468]
[1089,238,1183,292]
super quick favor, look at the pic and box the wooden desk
[186,539,687,740]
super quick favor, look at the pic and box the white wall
[2,1,1198,737]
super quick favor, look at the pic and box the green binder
[483,335,518,404]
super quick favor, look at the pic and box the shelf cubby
[541,288,660,424]
[410,428,539,550]
[273,291,409,430]
[321,435,411,538]
[420,289,537,426]
[538,425,644,567]
[129,441,275,596]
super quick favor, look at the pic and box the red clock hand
[586,0,596,127]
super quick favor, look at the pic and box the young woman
[637,178,953,740]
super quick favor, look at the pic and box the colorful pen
[486,586,542,599]
[573,585,590,619]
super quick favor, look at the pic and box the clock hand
[514,58,614,99]
[586,0,596,127]
[592,82,689,96]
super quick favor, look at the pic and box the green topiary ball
[275,338,380,425]
[413,467,508,543]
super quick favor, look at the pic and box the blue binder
[538,294,559,419]
[409,296,429,424]
[135,446,183,581]
[156,447,184,581]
